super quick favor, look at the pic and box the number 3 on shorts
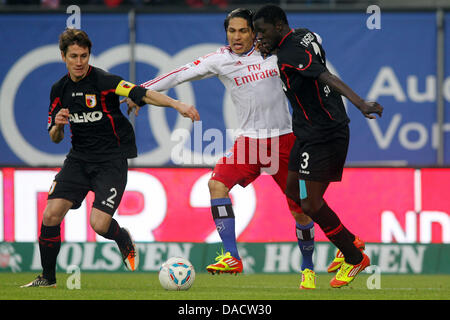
[301,152,309,169]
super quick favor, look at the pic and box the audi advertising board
[0,12,449,166]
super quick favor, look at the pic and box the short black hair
[253,4,288,26]
[224,8,254,32]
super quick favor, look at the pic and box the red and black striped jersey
[48,66,137,162]
[277,28,349,141]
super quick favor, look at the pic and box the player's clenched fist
[55,108,70,126]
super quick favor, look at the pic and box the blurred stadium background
[0,0,449,287]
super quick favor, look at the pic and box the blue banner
[0,11,448,166]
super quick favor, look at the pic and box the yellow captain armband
[115,80,137,97]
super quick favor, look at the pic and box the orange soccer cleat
[330,252,370,288]
[118,228,139,272]
[327,236,365,273]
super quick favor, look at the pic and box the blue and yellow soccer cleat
[206,251,243,275]
[327,236,365,273]
[330,252,370,288]
[300,268,316,289]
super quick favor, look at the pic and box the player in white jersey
[127,8,316,289]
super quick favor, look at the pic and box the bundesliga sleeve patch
[115,80,137,97]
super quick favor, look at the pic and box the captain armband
[115,80,148,106]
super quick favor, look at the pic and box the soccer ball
[158,257,195,291]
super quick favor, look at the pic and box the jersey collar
[230,45,255,57]
[278,29,294,48]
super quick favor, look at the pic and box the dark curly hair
[253,4,288,26]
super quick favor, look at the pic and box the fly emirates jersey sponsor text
[142,46,292,139]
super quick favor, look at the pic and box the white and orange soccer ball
[158,257,195,291]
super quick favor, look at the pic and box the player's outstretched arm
[49,108,69,143]
[116,79,200,121]
[318,70,383,119]
[142,90,200,122]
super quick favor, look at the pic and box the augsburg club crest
[85,94,97,108]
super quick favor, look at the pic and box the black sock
[39,223,61,282]
[102,218,128,246]
[309,202,362,265]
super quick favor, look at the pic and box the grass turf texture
[1,273,449,300]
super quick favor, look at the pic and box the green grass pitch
[1,272,449,300]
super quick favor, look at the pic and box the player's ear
[275,21,284,33]
[60,51,66,63]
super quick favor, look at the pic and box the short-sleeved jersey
[141,46,292,139]
[48,66,137,162]
[277,28,349,141]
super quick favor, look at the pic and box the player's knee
[90,219,109,236]
[208,179,229,198]
[300,198,322,217]
[42,210,62,226]
[42,200,69,226]
[90,208,114,236]
[292,211,311,225]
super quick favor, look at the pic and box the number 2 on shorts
[106,187,117,206]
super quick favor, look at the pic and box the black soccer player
[21,29,199,288]
[254,5,383,288]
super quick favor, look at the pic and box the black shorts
[288,125,349,182]
[47,157,128,215]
